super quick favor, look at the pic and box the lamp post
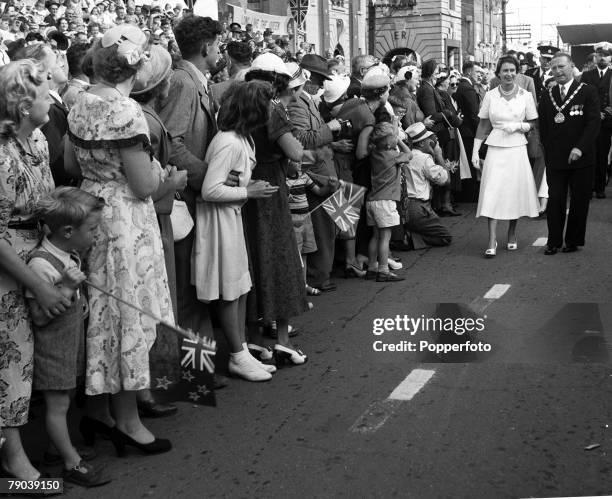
[501,0,508,53]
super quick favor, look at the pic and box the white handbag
[170,194,194,242]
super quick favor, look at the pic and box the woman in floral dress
[66,25,173,455]
[0,60,68,480]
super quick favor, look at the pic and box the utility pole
[501,0,508,53]
[368,1,375,56]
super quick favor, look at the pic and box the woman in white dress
[192,81,280,382]
[472,55,546,257]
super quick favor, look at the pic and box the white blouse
[478,87,538,148]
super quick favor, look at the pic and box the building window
[475,22,483,44]
[449,0,455,10]
[331,0,345,7]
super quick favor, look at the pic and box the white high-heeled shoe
[484,241,497,258]
[273,344,308,366]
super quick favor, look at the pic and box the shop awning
[557,24,612,45]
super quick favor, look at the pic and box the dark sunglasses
[449,83,457,87]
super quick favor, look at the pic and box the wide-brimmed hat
[131,44,172,95]
[300,54,330,80]
[101,25,146,64]
[406,122,434,143]
[322,75,350,103]
[229,22,242,33]
[246,52,291,76]
[286,61,307,89]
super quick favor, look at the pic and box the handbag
[170,194,194,242]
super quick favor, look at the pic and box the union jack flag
[322,180,366,235]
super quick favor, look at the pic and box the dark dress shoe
[439,207,462,217]
[376,272,405,282]
[544,246,558,255]
[364,270,378,280]
[562,245,579,253]
[596,191,606,199]
[318,282,337,292]
[137,400,178,418]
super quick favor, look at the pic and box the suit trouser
[306,191,337,287]
[593,129,611,193]
[404,198,452,248]
[174,230,213,334]
[546,166,594,248]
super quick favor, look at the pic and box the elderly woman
[472,55,541,257]
[0,60,68,480]
[66,25,173,455]
[243,53,313,365]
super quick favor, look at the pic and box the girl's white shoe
[229,351,272,381]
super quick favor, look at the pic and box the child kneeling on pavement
[403,122,452,249]
[365,122,412,282]
[26,187,111,488]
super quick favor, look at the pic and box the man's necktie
[560,86,566,101]
[600,70,604,79]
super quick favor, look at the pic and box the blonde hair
[36,186,105,231]
[0,59,46,139]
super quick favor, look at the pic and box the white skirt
[476,145,540,220]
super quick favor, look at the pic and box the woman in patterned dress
[65,25,173,455]
[0,60,68,479]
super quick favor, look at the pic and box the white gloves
[472,138,483,170]
[500,122,530,134]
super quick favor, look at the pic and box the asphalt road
[22,193,612,499]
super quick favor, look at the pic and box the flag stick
[84,279,200,344]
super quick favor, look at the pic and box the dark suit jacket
[538,80,600,170]
[454,78,480,139]
[580,67,612,111]
[41,94,69,186]
[346,75,362,99]
[416,80,451,132]
[525,67,546,103]
[287,92,335,177]
[159,60,216,212]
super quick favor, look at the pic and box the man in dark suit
[526,45,559,103]
[579,48,612,198]
[159,15,221,333]
[288,55,342,292]
[454,61,482,201]
[346,54,377,98]
[538,52,601,255]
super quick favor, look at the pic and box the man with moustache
[538,53,600,255]
[580,48,612,198]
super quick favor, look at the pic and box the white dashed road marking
[483,284,511,300]
[532,237,547,247]
[350,369,436,433]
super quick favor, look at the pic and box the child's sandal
[306,285,321,296]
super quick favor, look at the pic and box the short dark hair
[462,60,476,74]
[495,55,519,77]
[174,15,222,59]
[421,59,438,80]
[24,32,44,43]
[244,69,289,98]
[36,186,105,232]
[66,41,91,77]
[217,80,273,137]
[92,39,143,84]
[226,41,251,66]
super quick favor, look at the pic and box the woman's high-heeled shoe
[109,427,171,457]
[248,343,274,361]
[484,241,497,258]
[79,416,114,446]
[273,344,308,367]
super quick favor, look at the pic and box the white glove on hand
[500,122,522,134]
[472,138,483,170]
